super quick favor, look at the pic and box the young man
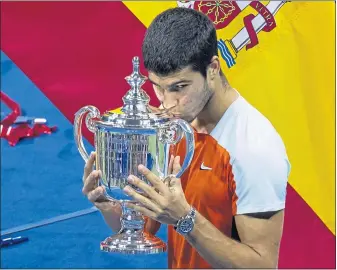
[82,7,290,269]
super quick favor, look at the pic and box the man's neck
[192,82,239,134]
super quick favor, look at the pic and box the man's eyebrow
[148,79,193,88]
[169,80,193,87]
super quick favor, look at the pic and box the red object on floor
[0,91,57,146]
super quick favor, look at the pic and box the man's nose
[155,88,178,109]
[162,99,178,112]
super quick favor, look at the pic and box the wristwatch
[174,207,196,236]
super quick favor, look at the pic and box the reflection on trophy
[73,56,195,254]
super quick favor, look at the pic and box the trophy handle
[74,105,100,162]
[166,119,195,178]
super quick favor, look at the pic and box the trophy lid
[99,56,170,129]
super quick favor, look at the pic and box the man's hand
[123,154,284,268]
[124,156,191,226]
[82,152,122,232]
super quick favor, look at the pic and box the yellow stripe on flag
[108,108,122,114]
[124,1,335,234]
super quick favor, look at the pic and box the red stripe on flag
[1,2,335,268]
[1,2,159,144]
[279,185,335,268]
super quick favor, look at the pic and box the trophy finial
[124,56,147,91]
[132,56,140,74]
[122,56,150,115]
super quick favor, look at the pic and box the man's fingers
[95,186,111,203]
[127,175,164,205]
[126,202,156,220]
[94,200,120,212]
[82,170,101,195]
[123,186,161,213]
[83,152,96,182]
[87,186,106,203]
[168,155,181,175]
[137,165,168,195]
[168,177,182,188]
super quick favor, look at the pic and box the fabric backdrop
[1,1,335,268]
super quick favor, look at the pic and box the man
[82,7,290,269]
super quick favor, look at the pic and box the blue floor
[1,51,168,268]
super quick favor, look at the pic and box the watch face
[179,217,193,233]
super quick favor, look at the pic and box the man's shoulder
[229,104,291,185]
[234,97,280,138]
[215,104,286,157]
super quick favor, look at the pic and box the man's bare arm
[184,210,284,268]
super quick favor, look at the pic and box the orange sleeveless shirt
[168,132,238,269]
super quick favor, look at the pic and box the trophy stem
[100,200,167,254]
[120,201,145,233]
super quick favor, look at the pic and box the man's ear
[207,56,221,80]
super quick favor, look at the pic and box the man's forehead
[148,67,196,84]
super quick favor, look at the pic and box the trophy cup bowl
[73,56,195,254]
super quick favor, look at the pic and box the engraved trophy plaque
[74,56,195,254]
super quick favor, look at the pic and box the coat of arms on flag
[177,1,287,68]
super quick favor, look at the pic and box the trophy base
[100,231,167,254]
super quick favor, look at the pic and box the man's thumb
[172,156,181,175]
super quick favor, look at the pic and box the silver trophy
[74,56,195,254]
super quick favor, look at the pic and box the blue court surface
[1,51,168,268]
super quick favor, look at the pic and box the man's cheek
[178,96,191,108]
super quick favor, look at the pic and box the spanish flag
[1,1,335,268]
